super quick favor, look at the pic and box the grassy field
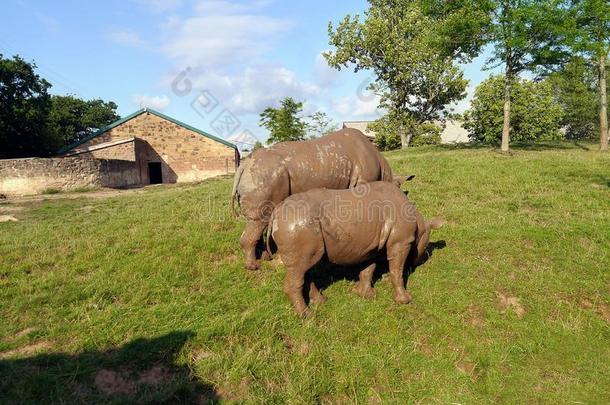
[1,144,609,404]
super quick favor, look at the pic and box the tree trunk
[501,68,512,153]
[399,126,412,148]
[599,52,609,151]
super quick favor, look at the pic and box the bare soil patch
[496,291,526,319]
[0,341,53,359]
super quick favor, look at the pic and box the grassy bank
[1,144,609,403]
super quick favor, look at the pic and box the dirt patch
[217,378,251,402]
[466,305,486,327]
[579,297,594,310]
[496,292,526,319]
[414,337,434,357]
[578,297,610,324]
[94,369,136,396]
[0,340,53,359]
[13,327,37,339]
[456,360,477,376]
[0,215,19,222]
[191,348,214,362]
[94,365,174,396]
[597,304,610,323]
[78,205,96,213]
[137,365,172,385]
[280,333,310,356]
[0,205,24,213]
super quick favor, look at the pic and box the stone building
[342,119,470,144]
[60,108,239,185]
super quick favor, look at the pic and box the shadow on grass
[306,240,447,302]
[0,331,219,404]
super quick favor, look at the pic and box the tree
[252,141,264,150]
[0,54,54,158]
[548,56,601,139]
[482,0,567,152]
[48,95,119,146]
[464,75,564,143]
[564,0,610,150]
[369,113,442,151]
[325,0,482,148]
[259,97,307,144]
[306,111,338,139]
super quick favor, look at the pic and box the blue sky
[0,0,496,147]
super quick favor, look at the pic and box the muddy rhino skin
[268,182,443,316]
[232,128,399,270]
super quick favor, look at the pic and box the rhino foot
[356,286,376,299]
[393,291,412,305]
[310,294,328,304]
[298,307,313,318]
[245,260,261,271]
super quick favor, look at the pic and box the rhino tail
[265,209,276,258]
[231,161,247,217]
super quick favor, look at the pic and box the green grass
[41,188,61,195]
[1,145,609,404]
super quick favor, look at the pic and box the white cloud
[313,51,341,87]
[330,94,383,120]
[107,29,148,48]
[131,0,183,12]
[194,0,272,15]
[156,0,291,67]
[190,65,319,115]
[132,94,171,111]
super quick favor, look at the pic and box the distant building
[60,108,239,184]
[342,121,377,141]
[342,119,469,144]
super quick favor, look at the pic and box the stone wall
[75,140,136,161]
[0,157,140,196]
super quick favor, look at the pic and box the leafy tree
[306,111,338,139]
[464,75,564,143]
[48,95,119,146]
[252,141,264,150]
[0,54,54,158]
[563,0,610,150]
[259,97,307,144]
[481,0,568,152]
[548,56,601,139]
[325,0,481,148]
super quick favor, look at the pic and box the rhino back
[283,130,390,193]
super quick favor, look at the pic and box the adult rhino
[232,128,406,270]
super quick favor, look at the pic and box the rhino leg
[240,220,267,270]
[387,242,413,304]
[356,262,376,299]
[281,231,325,317]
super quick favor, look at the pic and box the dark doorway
[148,162,163,184]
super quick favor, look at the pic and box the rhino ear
[428,217,445,230]
[393,174,415,187]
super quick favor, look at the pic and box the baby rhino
[269,181,443,316]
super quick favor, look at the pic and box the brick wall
[69,112,237,184]
[0,157,140,196]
